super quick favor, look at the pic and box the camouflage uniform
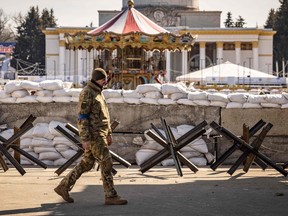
[58,80,117,198]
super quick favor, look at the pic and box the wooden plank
[13,127,21,164]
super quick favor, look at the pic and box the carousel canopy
[64,1,195,51]
[88,2,168,35]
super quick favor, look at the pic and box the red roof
[88,6,169,35]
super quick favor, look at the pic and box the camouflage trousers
[58,136,117,198]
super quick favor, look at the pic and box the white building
[43,0,275,86]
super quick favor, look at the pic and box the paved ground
[0,165,287,216]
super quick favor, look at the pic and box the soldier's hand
[82,141,91,150]
[107,135,112,146]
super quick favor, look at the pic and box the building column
[252,41,259,70]
[235,41,241,65]
[68,49,75,82]
[64,49,70,81]
[216,42,223,64]
[199,42,206,69]
[59,34,66,80]
[165,50,171,82]
[182,50,188,75]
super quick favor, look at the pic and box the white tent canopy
[176,61,287,87]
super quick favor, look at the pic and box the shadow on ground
[0,171,287,216]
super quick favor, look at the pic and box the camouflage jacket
[77,80,112,142]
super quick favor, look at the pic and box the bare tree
[0,9,16,42]
[11,12,24,29]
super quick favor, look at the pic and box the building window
[241,43,252,50]
[223,43,235,50]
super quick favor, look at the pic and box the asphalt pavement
[0,165,287,216]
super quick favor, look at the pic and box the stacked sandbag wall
[1,80,288,165]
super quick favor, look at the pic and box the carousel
[65,0,195,89]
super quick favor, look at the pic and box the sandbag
[161,83,187,95]
[20,80,42,91]
[122,90,143,98]
[209,101,227,108]
[48,120,67,137]
[158,98,177,105]
[54,158,68,166]
[177,98,197,106]
[140,97,159,105]
[192,99,210,106]
[33,123,55,140]
[260,103,281,108]
[53,96,72,103]
[187,91,208,100]
[35,90,53,97]
[38,151,62,160]
[242,103,262,108]
[39,80,64,91]
[247,94,266,103]
[265,94,288,104]
[16,96,38,103]
[0,129,14,139]
[169,92,187,101]
[34,146,57,154]
[69,88,82,97]
[20,138,33,148]
[0,90,10,99]
[36,96,54,103]
[70,97,79,102]
[227,93,248,103]
[136,83,162,94]
[208,92,229,102]
[140,140,164,151]
[135,149,158,166]
[144,91,163,99]
[60,149,78,159]
[188,156,207,166]
[123,98,142,104]
[102,89,122,98]
[226,102,243,108]
[106,97,124,104]
[0,97,16,103]
[11,90,29,98]
[4,81,22,94]
[53,89,72,97]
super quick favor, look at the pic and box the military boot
[54,184,74,203]
[105,196,128,205]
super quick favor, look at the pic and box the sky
[1,0,281,28]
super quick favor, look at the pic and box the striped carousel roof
[88,1,169,35]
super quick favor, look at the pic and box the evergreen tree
[224,12,234,28]
[11,6,57,74]
[264,9,276,28]
[41,9,57,29]
[38,9,57,66]
[273,0,288,73]
[234,16,246,28]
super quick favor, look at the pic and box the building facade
[43,0,275,86]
